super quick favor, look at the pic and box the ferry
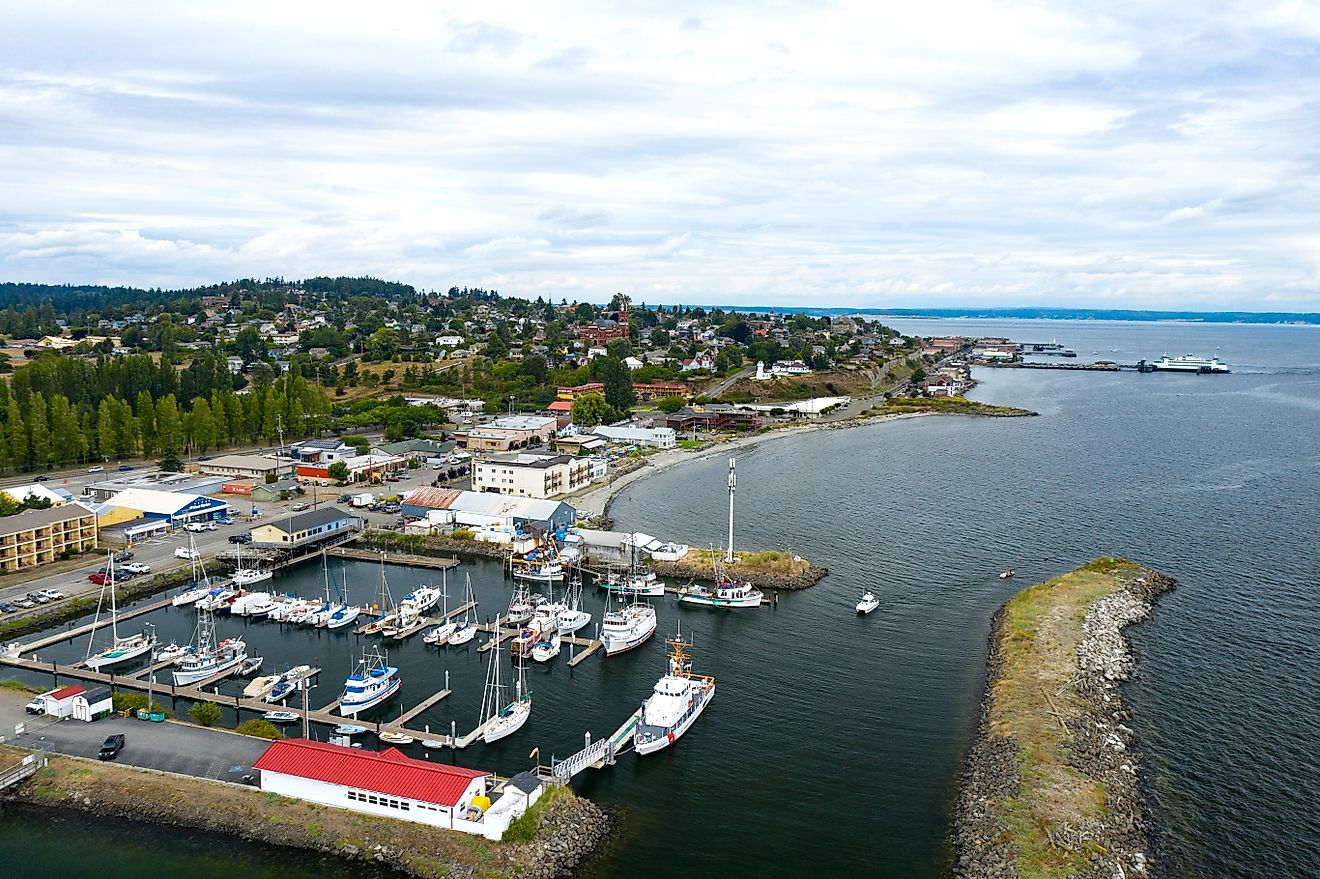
[633,629,716,756]
[338,647,401,716]
[1151,354,1231,374]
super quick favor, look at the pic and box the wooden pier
[355,600,478,639]
[474,622,603,665]
[395,687,452,724]
[327,547,460,570]
[8,596,176,656]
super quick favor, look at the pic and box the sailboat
[359,555,398,635]
[385,579,442,638]
[447,574,479,646]
[84,556,159,670]
[633,625,716,756]
[423,572,457,645]
[479,616,531,743]
[172,600,247,685]
[337,645,401,716]
[231,540,272,587]
[322,557,361,630]
[171,538,213,606]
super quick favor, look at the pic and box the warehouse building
[250,507,361,548]
[92,488,230,531]
[198,453,290,480]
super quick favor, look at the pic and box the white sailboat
[231,540,272,587]
[633,626,716,756]
[359,555,398,635]
[319,556,361,630]
[84,556,159,670]
[479,616,531,743]
[447,574,479,646]
[172,601,247,685]
[171,539,213,606]
[423,572,457,645]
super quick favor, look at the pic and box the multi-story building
[472,453,592,499]
[0,503,98,572]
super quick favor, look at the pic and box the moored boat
[479,616,531,743]
[263,711,300,724]
[337,646,401,717]
[83,559,159,670]
[530,631,561,663]
[633,628,716,756]
[601,596,657,656]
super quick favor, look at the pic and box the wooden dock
[395,688,451,724]
[566,636,604,666]
[327,547,460,570]
[9,596,176,655]
[0,654,478,748]
[126,657,178,680]
[475,622,603,664]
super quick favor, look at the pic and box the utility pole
[726,457,736,563]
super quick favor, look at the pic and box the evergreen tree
[27,391,49,470]
[97,397,116,462]
[136,390,157,456]
[8,397,29,469]
[155,394,182,456]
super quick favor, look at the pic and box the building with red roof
[42,684,86,718]
[253,739,519,835]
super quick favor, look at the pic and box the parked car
[228,533,252,544]
[37,589,65,600]
[118,464,135,472]
[113,550,134,562]
[26,591,50,603]
[206,521,218,531]
[0,601,17,613]
[13,598,36,609]
[122,563,151,574]
[33,475,49,482]
[217,517,234,526]
[175,547,199,560]
[116,570,135,581]
[290,502,309,512]
[336,494,352,503]
[197,455,213,462]
[98,734,125,760]
[185,522,205,533]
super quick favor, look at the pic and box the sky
[1,1,1318,310]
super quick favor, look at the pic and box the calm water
[5,319,1319,878]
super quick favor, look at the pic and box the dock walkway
[8,596,175,656]
[327,547,460,570]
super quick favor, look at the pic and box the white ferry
[1151,354,1230,374]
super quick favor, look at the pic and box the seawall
[951,558,1174,879]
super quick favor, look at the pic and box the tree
[235,718,283,740]
[328,460,349,482]
[188,701,222,727]
[570,392,613,428]
[649,327,670,348]
[574,302,596,322]
[155,395,182,457]
[159,453,183,473]
[655,395,686,414]
[599,357,635,411]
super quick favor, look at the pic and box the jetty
[353,599,476,637]
[326,546,460,570]
[474,622,603,666]
[7,595,175,655]
[551,708,643,780]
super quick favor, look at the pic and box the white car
[175,547,199,560]
[37,589,65,600]
[121,563,151,575]
[88,466,105,473]
[185,522,206,532]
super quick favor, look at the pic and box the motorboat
[530,631,562,663]
[399,585,442,614]
[557,576,592,635]
[678,577,764,609]
[230,592,272,617]
[153,642,192,665]
[332,724,367,736]
[999,569,1015,579]
[231,541,273,588]
[243,674,282,700]
[379,731,414,745]
[601,599,657,656]
[262,711,300,724]
[633,628,715,756]
[337,646,401,716]
[856,591,880,615]
[509,627,539,659]
[268,665,315,702]
[238,655,265,675]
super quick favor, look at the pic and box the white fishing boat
[512,560,564,582]
[600,590,657,656]
[479,616,531,743]
[530,630,561,663]
[83,558,159,670]
[172,598,247,686]
[600,569,666,597]
[337,646,401,716]
[505,583,535,626]
[856,591,880,615]
[530,583,567,636]
[263,711,300,724]
[633,627,716,756]
[557,574,592,635]
[679,556,764,609]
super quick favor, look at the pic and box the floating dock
[327,547,460,570]
[10,596,176,655]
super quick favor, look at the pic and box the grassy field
[867,396,1036,417]
[991,558,1137,877]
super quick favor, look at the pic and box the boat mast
[726,457,736,563]
[108,554,119,642]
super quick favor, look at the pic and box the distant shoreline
[707,306,1320,325]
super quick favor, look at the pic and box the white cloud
[0,0,1315,309]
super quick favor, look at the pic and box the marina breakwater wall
[951,559,1174,879]
[4,751,614,879]
[647,547,828,590]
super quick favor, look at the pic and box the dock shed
[71,686,113,722]
[42,684,85,718]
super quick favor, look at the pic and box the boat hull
[85,637,156,670]
[338,677,401,717]
[679,594,762,609]
[482,701,531,743]
[635,682,715,756]
[172,648,246,686]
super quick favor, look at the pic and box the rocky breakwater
[647,546,828,591]
[951,558,1175,879]
[5,753,613,879]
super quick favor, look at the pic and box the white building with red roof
[252,739,538,839]
[41,684,86,718]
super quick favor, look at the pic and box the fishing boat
[263,711,300,724]
[510,536,565,583]
[337,646,401,716]
[600,590,657,656]
[171,537,212,606]
[479,616,531,743]
[172,599,247,686]
[512,560,564,582]
[84,558,159,670]
[231,542,273,587]
[505,584,535,626]
[679,555,764,609]
[379,731,414,745]
[633,627,716,756]
[557,573,592,635]
[999,569,1015,579]
[530,630,562,663]
[856,591,880,615]
[600,568,666,597]
[333,724,367,736]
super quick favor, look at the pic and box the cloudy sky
[1,2,1317,309]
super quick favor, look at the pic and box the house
[681,351,716,372]
[250,506,362,548]
[198,454,289,480]
[251,478,303,503]
[472,453,591,499]
[42,685,86,718]
[0,503,98,572]
[71,686,113,722]
[92,489,229,531]
[435,335,465,348]
[296,453,406,485]
[623,356,644,370]
[754,360,812,380]
[253,739,532,839]
[225,356,245,373]
[552,434,606,455]
[592,425,677,449]
[544,399,574,430]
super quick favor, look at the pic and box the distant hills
[724,305,1320,325]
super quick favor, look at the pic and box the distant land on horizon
[721,305,1320,325]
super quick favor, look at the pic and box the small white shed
[72,686,114,722]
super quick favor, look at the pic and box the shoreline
[950,559,1174,878]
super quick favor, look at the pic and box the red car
[88,572,109,585]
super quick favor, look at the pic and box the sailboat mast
[109,556,119,642]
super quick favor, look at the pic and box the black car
[113,550,134,562]
[228,533,253,544]
[98,734,125,760]
[33,475,50,482]
[118,464,134,472]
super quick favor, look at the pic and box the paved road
[705,364,755,399]
[0,692,268,783]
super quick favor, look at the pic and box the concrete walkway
[0,691,268,784]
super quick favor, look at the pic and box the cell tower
[726,457,736,563]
